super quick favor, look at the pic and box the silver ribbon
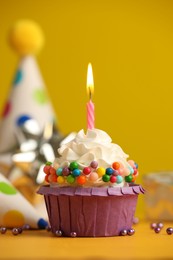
[7,119,74,184]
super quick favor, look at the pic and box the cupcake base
[37,185,144,237]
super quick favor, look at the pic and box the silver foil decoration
[0,119,75,185]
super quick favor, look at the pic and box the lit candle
[86,63,95,129]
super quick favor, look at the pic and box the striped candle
[86,63,95,129]
[87,99,95,129]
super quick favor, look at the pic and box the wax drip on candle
[89,86,92,100]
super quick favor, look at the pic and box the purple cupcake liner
[37,185,144,237]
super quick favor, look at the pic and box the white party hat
[0,173,48,228]
[0,20,57,153]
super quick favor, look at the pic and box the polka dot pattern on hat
[13,69,23,85]
[0,174,48,229]
[3,210,25,227]
[2,101,12,118]
[0,182,17,195]
[16,114,32,126]
[33,88,48,104]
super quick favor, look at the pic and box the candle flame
[87,63,94,99]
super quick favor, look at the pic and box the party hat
[0,20,57,153]
[0,173,48,228]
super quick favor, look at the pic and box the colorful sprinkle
[62,167,70,176]
[133,168,138,175]
[77,175,86,185]
[67,175,75,184]
[123,167,130,176]
[118,168,124,176]
[90,161,98,169]
[125,175,133,183]
[112,170,119,176]
[106,168,114,175]
[48,174,57,183]
[131,175,137,182]
[129,166,134,174]
[110,175,117,183]
[57,176,65,184]
[116,175,123,184]
[112,162,120,170]
[56,168,63,176]
[127,160,135,167]
[43,159,139,186]
[49,167,56,175]
[89,172,99,181]
[96,167,105,177]
[83,167,91,175]
[69,162,79,171]
[102,174,110,182]
[43,166,51,174]
[72,169,81,177]
[134,162,138,169]
[45,174,50,183]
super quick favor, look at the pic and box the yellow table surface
[0,221,173,260]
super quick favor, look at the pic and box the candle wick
[89,87,92,101]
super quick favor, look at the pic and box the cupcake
[38,128,144,237]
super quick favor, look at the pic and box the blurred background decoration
[143,171,173,221]
[0,19,57,154]
[1,0,173,219]
[0,173,48,229]
[0,19,67,206]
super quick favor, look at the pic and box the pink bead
[128,160,135,167]
[122,167,130,176]
[119,162,124,169]
[89,172,99,181]
[118,168,124,176]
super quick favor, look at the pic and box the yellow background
[1,0,173,216]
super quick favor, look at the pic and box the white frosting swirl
[56,128,129,169]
